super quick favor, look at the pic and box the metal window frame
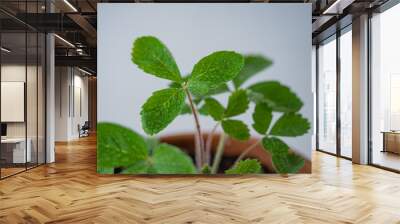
[367,0,400,173]
[0,0,48,180]
[315,22,353,161]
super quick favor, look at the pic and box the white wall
[55,67,89,141]
[98,3,313,159]
[1,63,46,163]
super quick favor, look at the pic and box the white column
[46,32,55,163]
[352,14,369,164]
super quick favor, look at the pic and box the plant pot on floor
[160,133,311,174]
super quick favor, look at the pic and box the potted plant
[98,36,310,175]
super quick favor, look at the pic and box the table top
[1,138,29,143]
[381,131,400,134]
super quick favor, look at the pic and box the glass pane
[1,32,27,177]
[371,4,400,171]
[38,33,45,165]
[27,31,38,169]
[318,36,337,154]
[340,29,352,158]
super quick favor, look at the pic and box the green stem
[211,133,227,174]
[232,139,261,167]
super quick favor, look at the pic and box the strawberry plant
[98,36,310,175]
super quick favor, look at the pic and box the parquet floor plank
[0,135,399,223]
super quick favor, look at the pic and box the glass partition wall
[370,3,400,172]
[317,35,337,155]
[0,3,46,179]
[339,28,352,159]
[316,26,353,159]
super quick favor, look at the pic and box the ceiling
[0,0,392,74]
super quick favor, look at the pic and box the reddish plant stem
[185,88,205,170]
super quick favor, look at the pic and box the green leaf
[122,160,153,174]
[272,153,304,174]
[225,159,262,174]
[261,136,304,174]
[224,89,249,118]
[222,119,250,141]
[205,83,230,96]
[152,144,197,174]
[132,36,182,82]
[252,103,272,135]
[248,81,303,112]
[188,51,244,95]
[203,98,225,121]
[180,104,192,115]
[141,88,186,135]
[233,55,272,88]
[262,136,289,155]
[201,164,211,174]
[97,122,148,168]
[169,81,182,89]
[270,113,310,137]
[122,144,197,174]
[198,103,209,116]
[97,167,114,174]
[193,98,203,105]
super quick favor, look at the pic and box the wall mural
[97,4,313,175]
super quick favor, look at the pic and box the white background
[98,3,313,160]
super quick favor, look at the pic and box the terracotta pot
[160,133,311,174]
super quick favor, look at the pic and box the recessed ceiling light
[54,34,75,48]
[63,0,78,12]
[1,47,11,53]
[323,0,343,15]
[78,67,93,76]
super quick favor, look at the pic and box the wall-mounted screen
[1,82,25,122]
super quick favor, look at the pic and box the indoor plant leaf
[201,164,212,174]
[233,55,272,88]
[271,153,304,174]
[205,83,230,96]
[222,119,250,141]
[121,160,153,174]
[198,103,209,116]
[224,89,249,118]
[225,159,262,174]
[203,97,225,121]
[141,88,186,135]
[97,167,114,174]
[248,81,303,112]
[122,144,196,174]
[262,136,304,174]
[132,36,182,82]
[151,144,197,174]
[270,113,310,137]
[252,103,272,135]
[180,104,192,115]
[188,51,244,95]
[262,136,289,155]
[97,122,148,168]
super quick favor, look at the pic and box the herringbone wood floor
[1,135,400,224]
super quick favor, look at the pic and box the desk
[1,138,31,163]
[382,131,400,154]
